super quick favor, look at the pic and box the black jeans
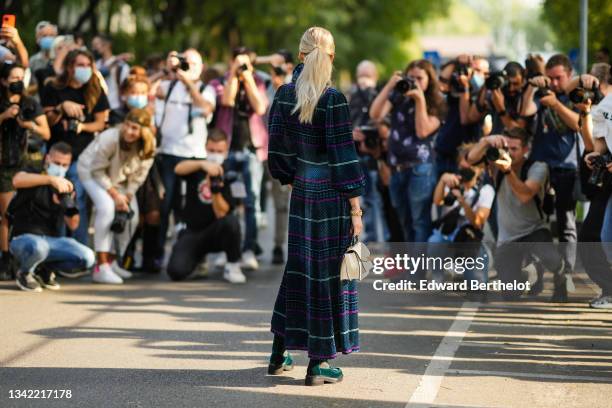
[496,228,564,299]
[578,186,612,296]
[550,168,577,272]
[166,214,241,281]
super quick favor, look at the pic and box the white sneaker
[223,262,246,284]
[111,260,133,279]
[241,250,259,270]
[93,264,124,284]
[208,252,227,270]
[590,295,612,309]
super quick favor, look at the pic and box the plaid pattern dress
[268,65,366,360]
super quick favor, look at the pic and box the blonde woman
[77,108,155,284]
[267,27,365,386]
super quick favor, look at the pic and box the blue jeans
[601,194,612,262]
[427,228,489,284]
[10,234,95,274]
[158,154,187,256]
[66,161,89,244]
[389,162,437,242]
[226,149,256,252]
[360,165,388,243]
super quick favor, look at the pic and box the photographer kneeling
[467,129,567,301]
[9,142,95,292]
[167,129,244,283]
[428,144,494,292]
[77,109,155,284]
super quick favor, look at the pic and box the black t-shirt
[40,82,110,160]
[8,168,65,237]
[0,96,43,168]
[183,164,237,231]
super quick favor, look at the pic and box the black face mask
[92,49,103,60]
[8,80,24,95]
[458,167,476,183]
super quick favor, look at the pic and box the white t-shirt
[156,80,216,159]
[593,93,612,152]
[96,57,129,110]
[440,184,495,227]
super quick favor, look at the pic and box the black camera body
[485,71,507,90]
[210,170,239,194]
[588,152,612,188]
[444,185,465,206]
[57,192,79,217]
[174,54,190,71]
[110,209,135,233]
[534,85,551,99]
[450,63,469,93]
[394,76,416,94]
[236,63,249,76]
[568,85,604,105]
[359,125,380,150]
[66,118,81,134]
[485,146,507,162]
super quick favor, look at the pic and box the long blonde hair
[292,27,335,124]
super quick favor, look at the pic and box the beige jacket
[77,127,154,196]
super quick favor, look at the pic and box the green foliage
[2,0,449,78]
[542,0,611,58]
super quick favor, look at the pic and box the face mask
[92,49,103,61]
[74,66,92,84]
[8,80,24,94]
[207,153,225,165]
[458,167,476,183]
[470,74,485,90]
[39,36,55,51]
[127,95,148,109]
[47,162,67,178]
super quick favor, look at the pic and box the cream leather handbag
[340,237,373,281]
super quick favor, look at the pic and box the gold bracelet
[350,208,363,217]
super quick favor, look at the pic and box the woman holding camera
[370,59,444,241]
[41,49,110,245]
[77,109,155,284]
[267,27,365,385]
[0,62,50,277]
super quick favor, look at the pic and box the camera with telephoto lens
[444,185,465,206]
[173,54,190,71]
[485,71,507,90]
[359,125,380,150]
[568,85,604,105]
[450,63,469,93]
[57,192,79,216]
[66,118,81,134]
[210,170,239,194]
[110,208,135,233]
[394,76,417,94]
[588,152,612,188]
[485,146,508,162]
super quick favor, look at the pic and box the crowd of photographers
[0,20,611,308]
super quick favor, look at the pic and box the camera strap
[157,79,178,133]
[187,81,206,135]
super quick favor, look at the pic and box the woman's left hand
[351,215,363,237]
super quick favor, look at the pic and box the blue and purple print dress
[267,64,366,359]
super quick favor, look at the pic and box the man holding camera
[209,47,268,270]
[9,142,95,292]
[167,129,245,283]
[155,48,216,265]
[521,54,580,287]
[468,130,567,301]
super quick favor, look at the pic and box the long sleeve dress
[268,64,366,360]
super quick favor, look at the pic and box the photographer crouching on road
[467,129,568,301]
[77,109,155,284]
[370,59,444,242]
[9,142,95,292]
[167,129,245,283]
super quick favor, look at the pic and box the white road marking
[405,301,479,407]
[448,369,612,383]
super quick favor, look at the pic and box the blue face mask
[47,162,67,178]
[126,95,148,109]
[470,74,485,90]
[74,67,92,84]
[39,36,55,51]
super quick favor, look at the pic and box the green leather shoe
[305,362,343,386]
[267,351,294,375]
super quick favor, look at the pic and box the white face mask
[47,162,68,178]
[207,153,225,165]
